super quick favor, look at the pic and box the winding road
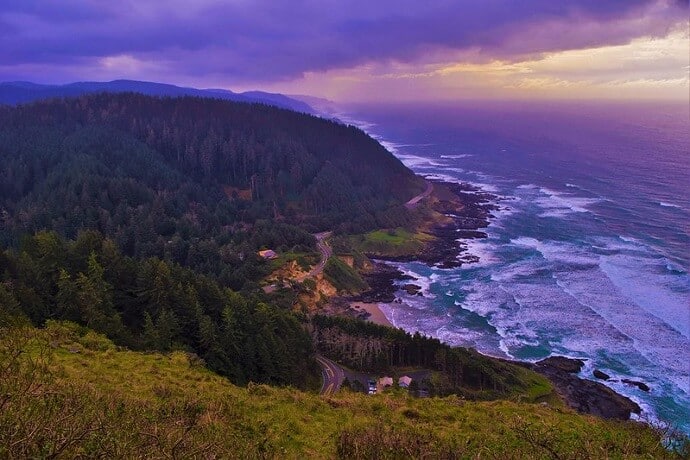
[405,181,433,209]
[316,355,345,396]
[296,231,332,282]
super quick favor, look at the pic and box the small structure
[378,377,393,389]
[258,249,278,260]
[398,376,412,388]
[367,379,377,395]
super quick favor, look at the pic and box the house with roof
[398,375,412,388]
[258,249,278,260]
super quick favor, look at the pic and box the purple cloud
[0,0,686,84]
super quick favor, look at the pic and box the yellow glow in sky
[256,27,689,102]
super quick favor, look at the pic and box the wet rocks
[537,356,585,373]
[593,369,610,380]
[531,357,641,420]
[350,262,407,303]
[402,284,423,296]
[622,379,650,392]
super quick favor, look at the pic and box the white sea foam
[599,254,690,338]
[509,237,598,266]
[421,172,464,184]
[468,181,500,193]
[443,167,467,174]
[553,269,690,395]
[394,265,437,299]
[396,153,445,168]
[659,201,683,209]
[440,154,472,159]
[535,188,602,218]
[458,239,499,267]
[434,326,484,347]
[591,236,647,253]
[489,260,544,283]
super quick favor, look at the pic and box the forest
[0,94,422,287]
[0,230,319,388]
[0,94,528,397]
[0,94,428,390]
[310,315,538,399]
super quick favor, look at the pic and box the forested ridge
[0,93,422,287]
[0,94,426,389]
[0,230,318,387]
[0,93,544,399]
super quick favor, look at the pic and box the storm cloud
[0,0,686,85]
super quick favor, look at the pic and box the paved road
[316,355,345,396]
[405,181,433,209]
[297,231,332,282]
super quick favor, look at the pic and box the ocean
[343,101,690,435]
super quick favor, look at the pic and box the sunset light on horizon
[1,0,687,102]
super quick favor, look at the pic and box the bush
[323,257,368,294]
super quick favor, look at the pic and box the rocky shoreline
[344,179,648,422]
[529,356,641,420]
[351,180,500,304]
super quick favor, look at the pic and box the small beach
[351,302,393,327]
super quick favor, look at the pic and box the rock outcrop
[593,369,610,380]
[531,356,641,420]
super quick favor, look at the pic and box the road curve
[316,355,345,396]
[405,181,433,209]
[297,231,332,282]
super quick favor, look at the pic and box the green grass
[269,252,321,272]
[1,323,686,459]
[346,228,434,258]
[323,257,368,294]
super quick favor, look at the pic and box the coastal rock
[622,379,650,392]
[402,284,422,296]
[349,262,404,303]
[593,369,610,380]
[536,356,585,373]
[370,180,500,270]
[532,359,641,420]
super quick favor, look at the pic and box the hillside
[0,80,314,113]
[0,93,423,287]
[1,323,681,459]
[1,92,683,457]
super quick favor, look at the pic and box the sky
[1,0,688,102]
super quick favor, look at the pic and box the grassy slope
[340,227,434,258]
[1,322,679,459]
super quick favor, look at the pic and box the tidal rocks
[622,379,650,392]
[402,284,423,296]
[537,356,585,374]
[350,262,406,303]
[532,357,641,420]
[593,369,610,380]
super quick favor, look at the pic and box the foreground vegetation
[0,230,319,388]
[1,93,687,458]
[1,323,684,459]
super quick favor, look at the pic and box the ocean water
[344,101,690,434]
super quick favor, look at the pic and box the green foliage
[0,95,422,277]
[0,325,683,459]
[339,227,433,258]
[323,257,368,294]
[311,315,554,401]
[0,231,318,388]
